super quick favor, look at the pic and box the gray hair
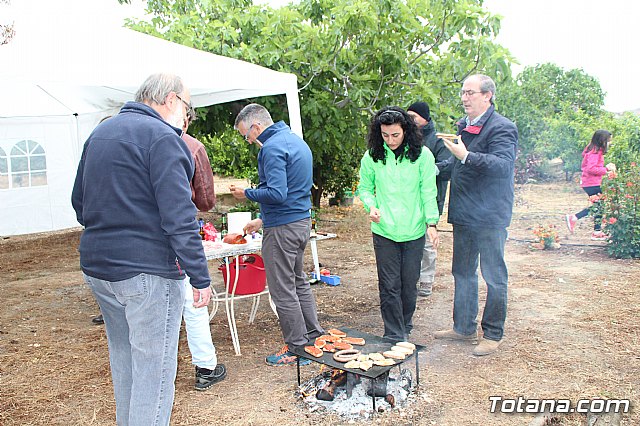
[234,103,274,129]
[466,74,496,104]
[135,73,184,105]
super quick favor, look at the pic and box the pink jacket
[580,148,607,188]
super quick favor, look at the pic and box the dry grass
[0,180,638,425]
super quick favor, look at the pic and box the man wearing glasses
[230,103,325,366]
[434,74,518,356]
[72,73,212,424]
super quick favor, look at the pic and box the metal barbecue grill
[289,327,424,413]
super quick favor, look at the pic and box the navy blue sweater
[245,121,312,228]
[71,102,211,289]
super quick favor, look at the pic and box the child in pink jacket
[566,130,616,240]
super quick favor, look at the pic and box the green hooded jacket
[358,145,439,242]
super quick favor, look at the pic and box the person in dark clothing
[434,74,518,357]
[407,102,451,297]
[72,73,211,425]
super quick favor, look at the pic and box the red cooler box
[218,254,266,295]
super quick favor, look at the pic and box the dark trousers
[262,218,324,348]
[452,225,508,341]
[372,233,425,341]
[575,186,602,231]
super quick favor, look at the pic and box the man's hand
[427,226,440,250]
[229,184,247,200]
[442,135,468,161]
[243,218,263,234]
[192,286,212,308]
[369,207,381,223]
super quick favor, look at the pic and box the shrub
[601,163,640,258]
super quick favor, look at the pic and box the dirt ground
[1,180,638,425]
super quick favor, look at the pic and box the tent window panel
[0,148,6,189]
[30,155,46,171]
[0,148,7,173]
[11,155,28,172]
[11,140,28,155]
[31,172,47,186]
[9,140,47,188]
[12,172,30,188]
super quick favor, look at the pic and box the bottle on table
[221,213,228,238]
[255,212,262,239]
[198,218,205,240]
[310,209,317,236]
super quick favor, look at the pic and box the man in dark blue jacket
[434,74,518,356]
[71,73,211,424]
[230,103,324,366]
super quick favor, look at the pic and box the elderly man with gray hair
[434,74,518,356]
[72,73,211,425]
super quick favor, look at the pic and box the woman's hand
[605,163,617,172]
[369,207,381,223]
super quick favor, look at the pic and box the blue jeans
[451,225,508,341]
[372,233,425,341]
[84,273,185,426]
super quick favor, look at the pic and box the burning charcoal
[298,370,331,398]
[385,394,396,408]
[316,369,347,401]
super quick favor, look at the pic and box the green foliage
[198,129,259,182]
[124,0,515,205]
[605,112,640,169]
[228,200,260,214]
[500,64,607,181]
[601,164,640,258]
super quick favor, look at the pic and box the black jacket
[421,121,451,215]
[445,105,518,228]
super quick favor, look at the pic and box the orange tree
[121,0,513,206]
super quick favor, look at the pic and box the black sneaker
[195,364,227,391]
[91,314,104,325]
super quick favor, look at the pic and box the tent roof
[0,0,300,118]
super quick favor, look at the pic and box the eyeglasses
[378,109,404,125]
[459,89,485,97]
[176,94,195,120]
[243,123,256,142]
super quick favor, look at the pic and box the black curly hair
[366,106,423,164]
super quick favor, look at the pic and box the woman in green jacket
[358,107,440,341]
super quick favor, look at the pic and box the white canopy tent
[0,1,302,236]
